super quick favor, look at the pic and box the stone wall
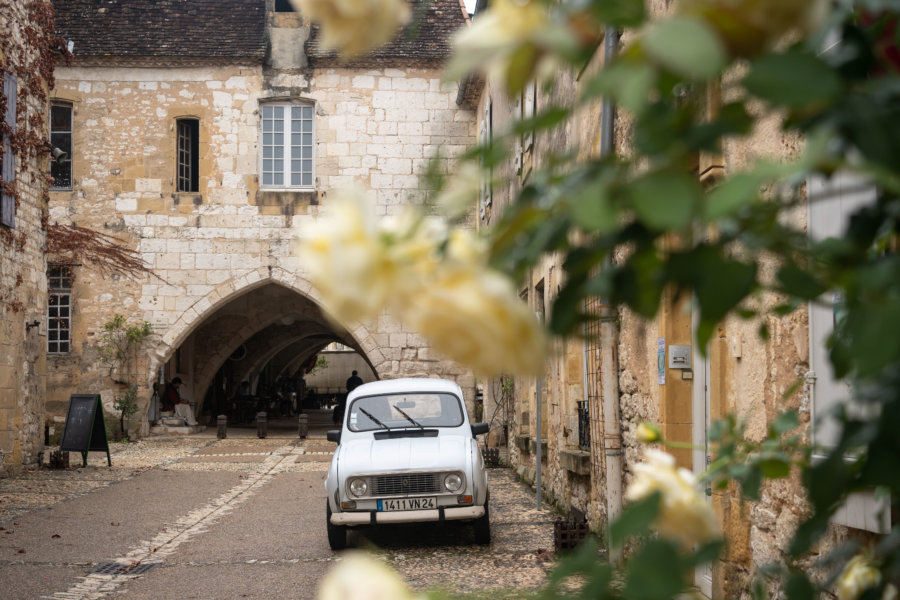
[0,0,54,474]
[47,61,477,432]
[474,0,863,595]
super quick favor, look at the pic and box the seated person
[167,377,198,426]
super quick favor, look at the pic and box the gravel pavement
[0,413,558,599]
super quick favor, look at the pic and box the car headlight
[348,477,368,497]
[443,473,463,492]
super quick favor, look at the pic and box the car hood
[338,433,471,475]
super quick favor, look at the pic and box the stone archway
[140,266,389,432]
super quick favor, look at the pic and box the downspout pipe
[599,25,624,564]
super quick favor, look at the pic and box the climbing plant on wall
[97,314,152,439]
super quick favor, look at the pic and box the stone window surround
[258,95,316,191]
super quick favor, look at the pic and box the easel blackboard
[59,394,111,467]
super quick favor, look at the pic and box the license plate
[377,497,436,511]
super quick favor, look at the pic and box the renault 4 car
[325,378,490,550]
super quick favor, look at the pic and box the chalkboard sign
[59,394,111,467]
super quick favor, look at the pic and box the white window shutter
[807,172,890,533]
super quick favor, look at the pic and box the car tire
[473,493,491,545]
[326,500,347,550]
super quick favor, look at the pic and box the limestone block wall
[0,0,52,474]
[46,62,478,430]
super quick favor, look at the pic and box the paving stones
[0,434,562,597]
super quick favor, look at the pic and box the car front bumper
[330,505,485,526]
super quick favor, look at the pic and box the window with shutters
[50,102,73,190]
[48,265,73,355]
[1,72,16,228]
[260,101,315,189]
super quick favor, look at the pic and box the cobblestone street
[0,413,557,599]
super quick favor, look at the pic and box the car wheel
[326,500,347,550]
[473,493,491,545]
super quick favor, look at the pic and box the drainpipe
[599,26,624,563]
[535,377,542,510]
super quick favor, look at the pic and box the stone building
[466,1,889,597]
[47,0,476,436]
[0,0,59,474]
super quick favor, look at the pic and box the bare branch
[46,224,162,281]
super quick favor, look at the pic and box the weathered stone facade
[468,1,873,597]
[0,0,57,474]
[46,0,477,436]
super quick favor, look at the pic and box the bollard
[217,414,227,439]
[298,413,309,439]
[256,411,267,439]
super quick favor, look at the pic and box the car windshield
[347,392,464,432]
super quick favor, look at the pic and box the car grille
[371,473,441,496]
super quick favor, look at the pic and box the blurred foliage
[445,0,900,597]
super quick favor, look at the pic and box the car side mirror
[327,429,341,444]
[470,422,489,437]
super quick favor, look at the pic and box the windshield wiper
[393,405,423,429]
[358,407,389,430]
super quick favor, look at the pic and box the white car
[325,377,491,550]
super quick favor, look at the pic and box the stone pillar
[298,413,308,439]
[256,412,267,439]
[217,414,227,439]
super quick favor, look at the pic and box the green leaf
[588,0,646,28]
[777,264,826,300]
[623,539,685,599]
[741,466,763,500]
[610,492,661,547]
[705,173,762,220]
[784,571,817,600]
[629,170,700,230]
[571,180,617,233]
[689,540,724,567]
[512,107,570,136]
[758,458,791,479]
[772,410,800,435]
[743,49,841,108]
[583,60,656,116]
[643,16,726,80]
[505,43,540,96]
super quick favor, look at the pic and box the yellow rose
[448,0,574,94]
[294,186,400,324]
[295,185,549,377]
[407,263,548,377]
[626,449,720,547]
[636,422,661,443]
[318,552,414,600]
[291,0,411,57]
[837,555,881,600]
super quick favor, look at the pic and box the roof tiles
[53,0,267,61]
[306,0,468,68]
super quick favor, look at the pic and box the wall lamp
[25,320,40,331]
